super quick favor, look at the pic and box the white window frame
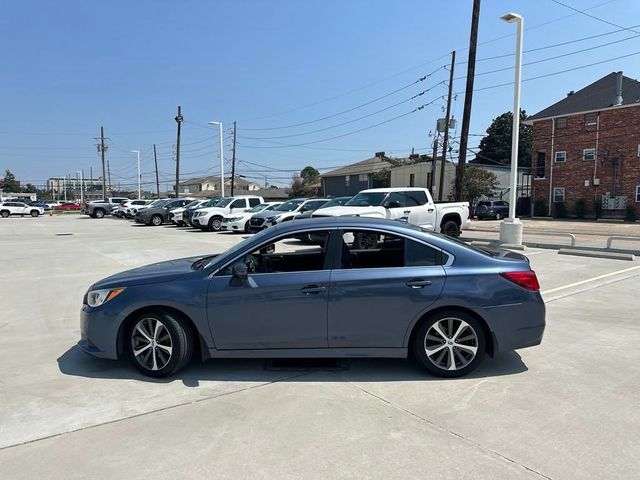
[583,148,596,161]
[636,185,640,203]
[637,144,640,157]
[358,174,368,182]
[554,151,566,163]
[345,175,350,187]
[553,187,565,203]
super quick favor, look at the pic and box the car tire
[413,310,486,378]
[151,214,163,226]
[495,212,502,220]
[30,210,39,217]
[0,210,9,218]
[94,209,105,219]
[441,219,460,237]
[128,310,194,378]
[244,221,250,233]
[209,216,223,232]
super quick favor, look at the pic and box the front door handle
[427,208,435,212]
[404,210,411,214]
[406,279,432,289]
[301,285,327,295]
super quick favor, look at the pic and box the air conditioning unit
[593,178,600,186]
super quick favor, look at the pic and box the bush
[534,199,547,217]
[574,198,587,219]
[624,204,637,222]
[593,198,603,219]
[554,202,567,218]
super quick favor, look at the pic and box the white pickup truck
[312,187,471,236]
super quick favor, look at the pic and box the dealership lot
[0,216,638,479]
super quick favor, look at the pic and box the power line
[550,0,640,35]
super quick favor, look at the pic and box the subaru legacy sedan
[79,218,545,378]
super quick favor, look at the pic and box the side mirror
[229,262,248,287]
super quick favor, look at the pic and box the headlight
[85,287,125,307]
[270,215,282,222]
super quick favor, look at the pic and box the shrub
[593,198,603,219]
[534,199,547,217]
[554,202,567,218]
[574,198,587,219]
[624,204,637,222]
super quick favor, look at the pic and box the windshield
[184,200,200,209]
[203,227,274,269]
[275,200,304,212]
[154,200,171,208]
[345,192,387,207]
[322,197,350,208]
[215,198,234,207]
[247,204,267,213]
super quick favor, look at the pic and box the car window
[230,199,246,208]
[248,198,261,207]
[345,192,386,207]
[218,230,331,275]
[339,230,443,269]
[382,192,407,208]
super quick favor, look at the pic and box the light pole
[131,150,141,199]
[208,121,225,197]
[77,170,84,204]
[499,12,524,246]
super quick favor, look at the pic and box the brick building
[527,71,640,216]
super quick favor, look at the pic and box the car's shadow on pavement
[57,345,528,387]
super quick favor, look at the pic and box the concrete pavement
[0,216,638,479]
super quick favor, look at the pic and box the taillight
[500,271,540,291]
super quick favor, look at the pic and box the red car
[55,202,82,211]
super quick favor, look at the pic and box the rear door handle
[301,285,327,295]
[405,279,432,289]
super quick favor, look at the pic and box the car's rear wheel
[30,210,39,217]
[441,220,460,237]
[94,209,105,219]
[413,310,486,378]
[151,214,163,226]
[1,210,9,218]
[129,311,193,377]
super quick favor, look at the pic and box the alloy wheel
[130,317,173,371]
[152,215,162,226]
[424,317,478,371]
[211,218,222,231]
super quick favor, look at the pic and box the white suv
[0,202,45,218]
[192,195,264,231]
[220,202,283,233]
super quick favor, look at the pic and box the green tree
[476,110,532,167]
[22,183,38,193]
[2,170,20,192]
[300,166,320,185]
[454,166,498,203]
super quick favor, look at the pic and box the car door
[402,190,434,230]
[229,198,247,214]
[328,228,446,348]
[206,228,335,350]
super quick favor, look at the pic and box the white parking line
[541,264,640,295]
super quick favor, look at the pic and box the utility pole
[174,106,183,198]
[153,144,160,199]
[100,126,107,199]
[230,121,237,196]
[80,170,85,204]
[430,130,439,194]
[455,0,481,202]
[438,50,456,201]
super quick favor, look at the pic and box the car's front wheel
[128,311,194,377]
[413,310,486,378]
[209,216,223,231]
[441,220,460,237]
[151,214,163,226]
[94,209,105,219]
[1,210,10,218]
[30,210,39,217]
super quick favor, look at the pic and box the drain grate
[265,358,349,371]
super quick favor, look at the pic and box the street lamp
[499,12,524,246]
[208,121,225,197]
[131,150,141,199]
[76,170,84,204]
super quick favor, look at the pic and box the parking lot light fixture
[499,11,524,246]
[208,121,225,197]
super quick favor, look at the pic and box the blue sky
[1,0,639,190]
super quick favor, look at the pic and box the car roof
[360,187,427,193]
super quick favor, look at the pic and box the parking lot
[0,215,639,479]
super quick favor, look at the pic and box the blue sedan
[79,218,545,378]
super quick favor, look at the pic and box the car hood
[313,206,386,217]
[92,255,217,289]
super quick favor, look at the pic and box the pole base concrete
[499,218,523,245]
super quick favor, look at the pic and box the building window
[409,174,415,187]
[555,117,567,129]
[583,148,596,161]
[553,187,565,203]
[345,175,350,187]
[358,174,368,182]
[637,144,640,157]
[636,185,640,203]
[585,112,597,125]
[535,151,546,178]
[554,151,566,163]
